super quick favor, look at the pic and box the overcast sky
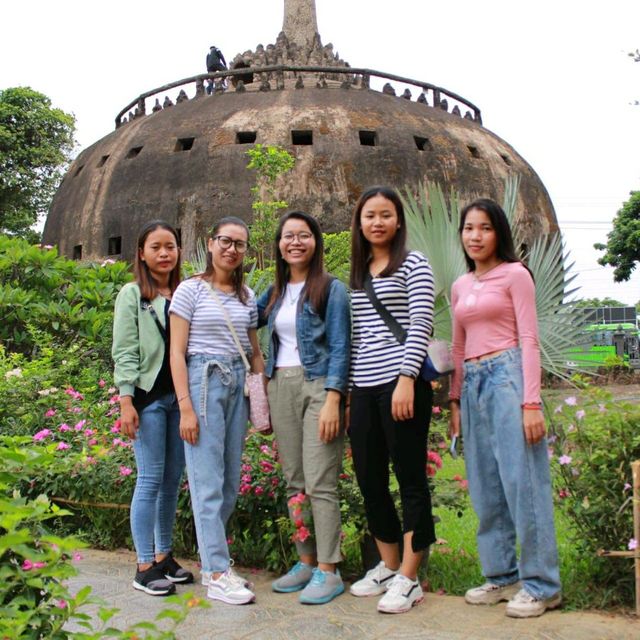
[2,0,639,304]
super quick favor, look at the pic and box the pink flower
[108,387,116,394]
[241,474,252,483]
[119,466,133,476]
[291,507,302,518]
[297,526,311,542]
[58,423,71,432]
[427,451,443,469]
[72,552,83,561]
[241,464,252,472]
[260,460,275,473]
[260,444,272,455]
[426,465,436,477]
[432,405,441,414]
[30,561,46,569]
[56,442,70,451]
[271,477,279,487]
[558,489,570,499]
[575,409,586,420]
[288,493,307,506]
[70,407,82,413]
[553,405,563,414]
[294,518,304,528]
[624,483,632,491]
[74,420,87,431]
[56,599,68,609]
[22,559,34,571]
[98,379,106,388]
[227,537,234,545]
[598,403,607,413]
[85,456,96,465]
[254,486,264,496]
[628,538,638,551]
[45,408,56,417]
[268,490,275,498]
[33,429,52,441]
[109,394,120,405]
[459,479,469,490]
[83,428,95,437]
[558,455,572,465]
[239,484,251,495]
[547,448,554,460]
[65,387,83,400]
[88,438,97,446]
[564,396,577,406]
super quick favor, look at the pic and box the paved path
[67,549,638,639]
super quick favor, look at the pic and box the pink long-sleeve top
[449,261,541,404]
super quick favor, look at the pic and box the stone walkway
[67,549,639,639]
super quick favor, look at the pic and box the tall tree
[594,191,640,282]
[0,87,75,239]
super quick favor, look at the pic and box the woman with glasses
[169,217,265,605]
[257,211,351,605]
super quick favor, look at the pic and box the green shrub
[547,383,640,606]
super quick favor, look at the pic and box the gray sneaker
[272,561,314,593]
[299,568,345,604]
[465,581,519,605]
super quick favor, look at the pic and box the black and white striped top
[350,251,435,387]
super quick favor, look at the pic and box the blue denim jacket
[257,278,351,394]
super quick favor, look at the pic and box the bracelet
[177,394,190,404]
[522,403,542,411]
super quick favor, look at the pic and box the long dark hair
[459,198,532,279]
[134,220,181,300]
[349,186,408,290]
[201,216,250,305]
[266,211,332,315]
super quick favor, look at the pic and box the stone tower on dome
[43,0,556,261]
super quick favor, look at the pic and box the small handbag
[205,284,272,433]
[363,273,454,382]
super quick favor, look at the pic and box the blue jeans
[461,348,561,599]
[130,392,184,564]
[184,354,248,573]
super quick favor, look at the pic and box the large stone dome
[43,0,556,261]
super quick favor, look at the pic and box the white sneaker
[465,581,520,605]
[202,563,253,588]
[350,561,398,597]
[376,574,423,613]
[506,588,562,618]
[207,567,256,604]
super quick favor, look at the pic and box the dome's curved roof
[43,1,555,261]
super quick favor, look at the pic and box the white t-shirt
[274,281,305,367]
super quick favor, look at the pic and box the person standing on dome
[206,45,227,94]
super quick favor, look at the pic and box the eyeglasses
[214,235,248,253]
[281,231,314,243]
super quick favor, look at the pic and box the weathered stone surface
[44,84,556,261]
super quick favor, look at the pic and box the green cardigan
[112,282,168,398]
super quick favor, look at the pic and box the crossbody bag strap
[141,298,167,341]
[204,282,252,371]
[363,272,407,345]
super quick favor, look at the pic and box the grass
[423,456,634,611]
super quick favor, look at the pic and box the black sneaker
[132,563,177,596]
[158,553,194,584]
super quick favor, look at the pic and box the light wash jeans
[130,392,184,564]
[184,354,248,574]
[461,348,561,600]
[267,368,344,564]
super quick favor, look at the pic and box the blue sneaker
[299,568,345,604]
[272,561,314,593]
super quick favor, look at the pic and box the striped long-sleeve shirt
[350,251,435,388]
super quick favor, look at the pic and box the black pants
[349,379,435,552]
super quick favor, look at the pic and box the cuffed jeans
[349,379,436,552]
[184,354,248,574]
[130,392,184,564]
[461,348,561,599]
[268,368,344,564]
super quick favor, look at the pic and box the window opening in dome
[467,145,481,158]
[175,137,195,152]
[292,130,313,145]
[72,245,82,260]
[74,165,85,177]
[236,131,257,144]
[126,146,144,159]
[359,131,377,146]
[500,154,512,166]
[414,136,431,151]
[97,155,110,167]
[108,236,122,255]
